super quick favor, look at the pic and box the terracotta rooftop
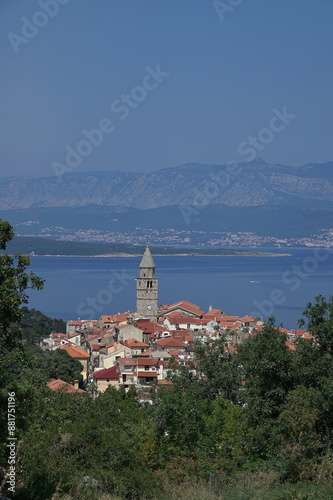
[93,366,119,380]
[162,300,204,317]
[155,337,187,348]
[118,357,137,366]
[59,344,89,358]
[100,313,127,323]
[137,358,158,366]
[47,379,84,393]
[240,316,256,322]
[125,338,149,348]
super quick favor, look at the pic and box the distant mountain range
[1,159,333,210]
[1,160,333,244]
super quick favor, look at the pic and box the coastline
[29,252,292,258]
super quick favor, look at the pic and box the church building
[136,245,158,321]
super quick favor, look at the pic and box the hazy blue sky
[1,0,332,178]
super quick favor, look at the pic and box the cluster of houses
[41,298,311,397]
[40,246,311,396]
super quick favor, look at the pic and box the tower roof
[140,245,155,269]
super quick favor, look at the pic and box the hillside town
[40,246,312,398]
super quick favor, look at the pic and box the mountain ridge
[1,159,333,211]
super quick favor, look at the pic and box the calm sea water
[27,248,333,329]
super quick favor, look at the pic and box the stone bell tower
[136,245,158,321]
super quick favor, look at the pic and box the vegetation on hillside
[20,306,66,343]
[0,219,333,499]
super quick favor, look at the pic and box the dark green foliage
[300,295,333,354]
[276,386,322,482]
[32,347,83,384]
[1,219,333,499]
[17,387,160,500]
[235,323,294,459]
[20,306,66,344]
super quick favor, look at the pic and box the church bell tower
[136,245,158,321]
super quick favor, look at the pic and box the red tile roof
[124,339,149,348]
[134,320,165,334]
[162,300,204,317]
[203,308,223,317]
[93,366,119,380]
[141,348,154,355]
[291,329,308,336]
[68,331,81,338]
[59,344,89,358]
[118,357,136,366]
[166,310,184,318]
[221,315,240,322]
[155,337,187,348]
[47,379,84,393]
[137,358,157,366]
[240,316,256,322]
[253,325,264,332]
[100,313,127,323]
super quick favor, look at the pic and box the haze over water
[27,248,333,329]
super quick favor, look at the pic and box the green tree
[20,306,66,344]
[0,220,44,465]
[295,297,333,445]
[191,337,241,402]
[277,386,322,481]
[299,295,333,354]
[198,397,246,472]
[18,387,160,499]
[235,322,294,459]
[0,220,44,370]
[33,347,83,384]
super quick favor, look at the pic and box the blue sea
[27,248,333,330]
